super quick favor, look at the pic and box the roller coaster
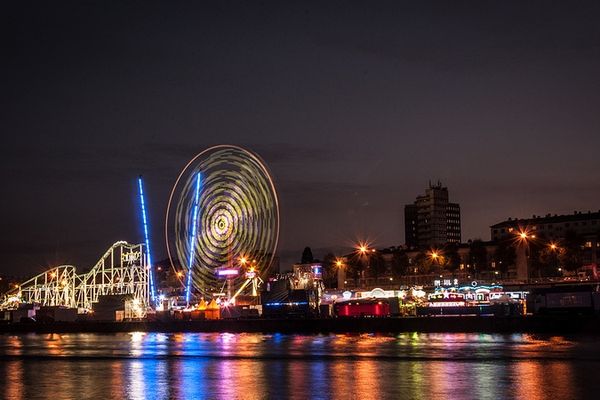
[0,241,149,314]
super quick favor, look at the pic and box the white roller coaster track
[0,241,149,314]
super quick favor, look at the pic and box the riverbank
[2,314,600,334]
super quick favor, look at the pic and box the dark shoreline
[2,315,600,335]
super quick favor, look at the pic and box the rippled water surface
[2,332,600,399]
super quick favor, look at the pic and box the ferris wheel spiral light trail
[165,145,279,301]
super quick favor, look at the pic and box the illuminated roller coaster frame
[165,145,280,306]
[0,241,150,315]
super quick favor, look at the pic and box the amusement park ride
[0,241,150,315]
[165,145,279,307]
[0,145,280,317]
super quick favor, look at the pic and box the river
[1,332,600,399]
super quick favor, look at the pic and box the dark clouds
[2,1,600,276]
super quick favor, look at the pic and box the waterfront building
[490,211,600,266]
[404,181,461,249]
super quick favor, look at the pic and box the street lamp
[515,228,536,282]
[355,241,372,288]
[518,230,536,241]
[335,258,345,289]
[428,249,442,270]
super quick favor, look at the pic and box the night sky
[3,1,600,276]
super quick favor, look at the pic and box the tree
[469,240,488,275]
[494,239,515,276]
[301,247,314,264]
[391,251,410,278]
[346,258,362,285]
[527,237,546,279]
[321,252,338,288]
[413,251,433,274]
[444,244,460,272]
[561,230,584,271]
[537,246,562,277]
[369,252,387,280]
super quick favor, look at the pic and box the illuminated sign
[122,251,141,263]
[429,301,466,307]
[428,292,465,301]
[311,264,322,278]
[361,288,394,298]
[217,269,239,277]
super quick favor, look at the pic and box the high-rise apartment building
[404,181,461,249]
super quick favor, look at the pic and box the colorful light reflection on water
[1,332,600,399]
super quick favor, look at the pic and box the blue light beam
[138,176,156,303]
[186,172,202,305]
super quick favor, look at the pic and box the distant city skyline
[3,2,600,275]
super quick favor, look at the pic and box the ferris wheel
[165,145,280,304]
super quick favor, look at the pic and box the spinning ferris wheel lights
[165,145,280,302]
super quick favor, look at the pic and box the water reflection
[0,332,597,399]
[4,359,24,399]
